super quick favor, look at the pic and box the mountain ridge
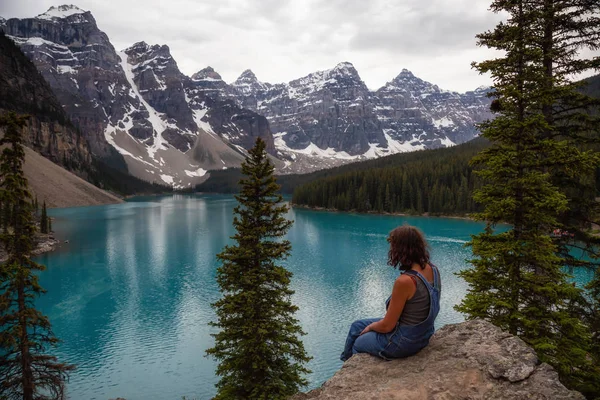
[1,8,281,187]
[220,60,492,164]
[2,4,493,181]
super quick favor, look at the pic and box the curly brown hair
[387,225,430,271]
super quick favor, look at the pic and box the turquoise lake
[36,195,595,400]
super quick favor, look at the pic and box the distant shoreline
[290,203,477,221]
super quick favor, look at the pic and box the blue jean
[340,318,431,362]
[340,318,394,362]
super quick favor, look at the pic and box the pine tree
[0,112,75,400]
[455,1,598,396]
[40,201,48,234]
[206,138,311,400]
[532,2,600,386]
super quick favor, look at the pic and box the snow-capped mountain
[1,5,276,187]
[225,64,492,164]
[188,62,492,171]
[234,62,384,156]
[373,69,491,148]
[2,5,492,182]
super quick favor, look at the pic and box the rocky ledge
[31,233,60,257]
[295,319,583,400]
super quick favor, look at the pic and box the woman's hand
[360,324,373,336]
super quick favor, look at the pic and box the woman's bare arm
[361,275,414,334]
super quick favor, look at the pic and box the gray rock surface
[295,320,583,400]
[1,6,128,159]
[0,25,92,174]
[190,66,231,100]
[226,63,493,161]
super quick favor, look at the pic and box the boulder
[295,320,583,400]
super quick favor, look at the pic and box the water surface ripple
[36,195,593,399]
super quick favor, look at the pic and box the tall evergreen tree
[455,1,599,396]
[40,201,48,234]
[207,138,311,400]
[0,112,74,400]
[532,1,600,380]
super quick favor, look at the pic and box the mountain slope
[23,147,123,208]
[2,6,278,187]
[0,31,91,172]
[0,30,169,197]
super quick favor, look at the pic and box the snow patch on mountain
[275,135,355,160]
[433,116,455,128]
[190,107,218,138]
[118,51,169,159]
[160,174,174,184]
[57,65,77,74]
[274,128,428,172]
[184,168,207,177]
[37,5,89,22]
[439,137,456,147]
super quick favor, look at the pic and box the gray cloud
[4,0,589,92]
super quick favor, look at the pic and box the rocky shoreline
[0,232,59,263]
[31,233,60,257]
[291,203,476,221]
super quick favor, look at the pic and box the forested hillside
[199,138,490,215]
[583,74,600,99]
[291,139,487,215]
[197,138,488,196]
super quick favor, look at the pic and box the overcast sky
[0,0,568,92]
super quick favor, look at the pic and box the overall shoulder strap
[405,269,431,290]
[430,263,441,290]
[402,271,419,289]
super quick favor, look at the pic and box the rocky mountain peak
[383,69,440,94]
[392,69,424,83]
[289,61,366,93]
[474,85,492,93]
[125,41,151,54]
[192,66,222,81]
[123,41,176,74]
[331,61,359,76]
[234,69,259,83]
[189,66,230,100]
[232,69,268,95]
[37,5,90,22]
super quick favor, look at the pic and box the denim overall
[340,264,441,361]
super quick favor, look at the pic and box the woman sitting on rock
[341,225,441,361]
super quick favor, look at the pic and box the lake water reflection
[35,195,594,399]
